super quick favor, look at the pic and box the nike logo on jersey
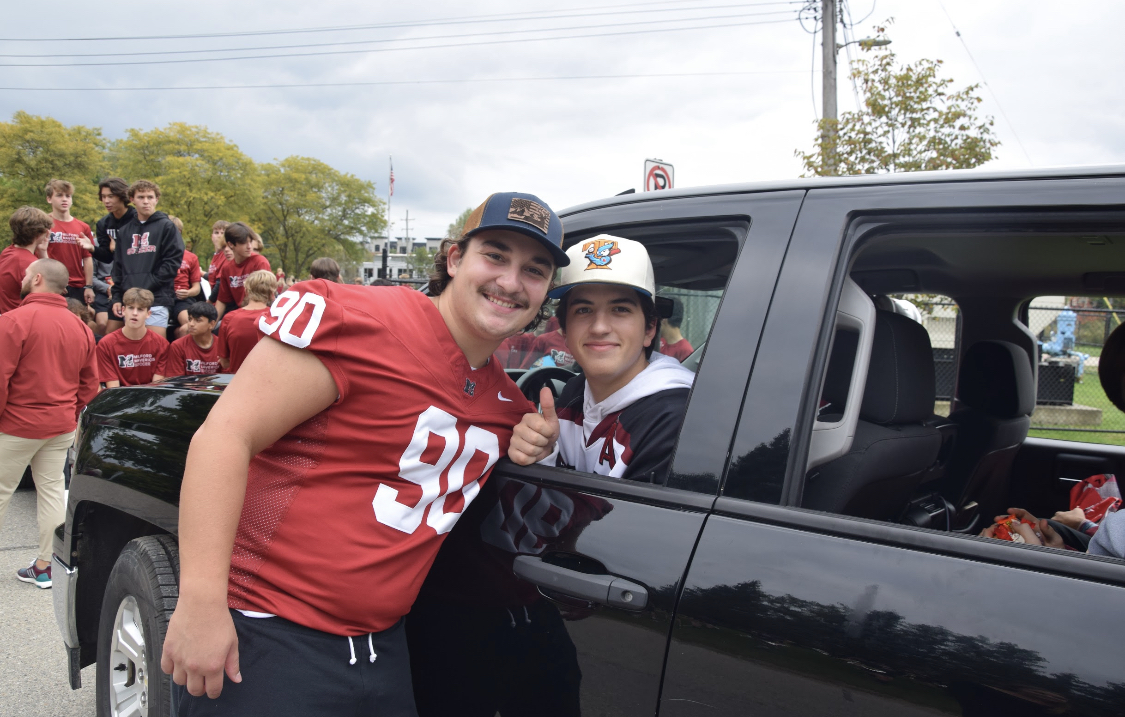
[497,392,513,402]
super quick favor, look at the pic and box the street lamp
[838,37,892,52]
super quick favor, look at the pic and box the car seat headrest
[861,310,936,425]
[1101,323,1125,413]
[958,340,1035,419]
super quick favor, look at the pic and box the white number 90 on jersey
[259,290,327,348]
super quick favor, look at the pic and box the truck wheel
[95,535,179,717]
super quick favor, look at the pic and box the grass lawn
[1029,366,1125,446]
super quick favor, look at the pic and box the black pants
[175,610,417,716]
[407,600,582,717]
[65,286,88,303]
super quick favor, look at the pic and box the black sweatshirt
[92,206,136,264]
[111,210,184,308]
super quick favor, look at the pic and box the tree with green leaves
[406,245,435,278]
[445,207,473,241]
[797,39,1000,176]
[110,123,259,253]
[254,156,386,281]
[0,111,106,224]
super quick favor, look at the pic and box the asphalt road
[1,487,95,716]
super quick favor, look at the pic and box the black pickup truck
[56,167,1125,717]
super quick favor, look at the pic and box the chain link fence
[658,287,724,350]
[906,297,1125,445]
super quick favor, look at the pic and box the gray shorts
[146,305,170,327]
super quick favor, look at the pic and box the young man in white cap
[509,235,695,483]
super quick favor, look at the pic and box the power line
[0,15,800,68]
[0,69,808,93]
[0,7,801,61]
[934,0,1033,166]
[0,0,804,42]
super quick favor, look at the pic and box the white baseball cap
[548,234,656,299]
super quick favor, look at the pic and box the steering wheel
[514,366,577,404]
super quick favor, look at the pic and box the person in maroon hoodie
[0,258,99,588]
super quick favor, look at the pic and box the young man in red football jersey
[44,179,95,306]
[216,270,276,373]
[0,207,51,314]
[162,302,221,378]
[214,222,270,319]
[162,192,567,716]
[97,288,169,387]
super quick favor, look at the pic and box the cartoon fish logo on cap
[582,239,620,270]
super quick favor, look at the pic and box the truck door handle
[512,555,649,611]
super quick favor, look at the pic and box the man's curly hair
[428,234,555,333]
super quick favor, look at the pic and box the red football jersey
[96,329,168,386]
[217,254,270,307]
[162,335,220,378]
[216,307,269,373]
[48,218,93,288]
[174,251,202,291]
[227,282,535,635]
[0,245,38,314]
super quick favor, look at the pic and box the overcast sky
[2,0,1122,240]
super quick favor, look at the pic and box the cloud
[3,0,1124,238]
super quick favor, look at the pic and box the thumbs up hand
[508,387,561,465]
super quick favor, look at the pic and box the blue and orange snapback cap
[461,192,569,267]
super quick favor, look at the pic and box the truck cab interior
[805,216,1125,549]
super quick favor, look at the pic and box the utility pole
[821,0,838,175]
[403,210,412,249]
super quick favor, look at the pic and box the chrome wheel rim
[109,595,149,717]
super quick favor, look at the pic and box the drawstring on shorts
[347,634,378,665]
[505,607,532,628]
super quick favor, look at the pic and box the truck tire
[95,535,179,717]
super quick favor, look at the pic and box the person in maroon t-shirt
[205,220,232,294]
[163,303,221,378]
[524,318,576,369]
[44,179,94,306]
[0,207,51,315]
[217,270,276,373]
[492,331,537,369]
[215,222,270,319]
[96,288,169,387]
[657,297,694,362]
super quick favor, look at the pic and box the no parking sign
[644,159,674,192]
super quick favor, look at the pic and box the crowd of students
[0,177,293,388]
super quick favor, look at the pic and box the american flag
[389,157,394,197]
